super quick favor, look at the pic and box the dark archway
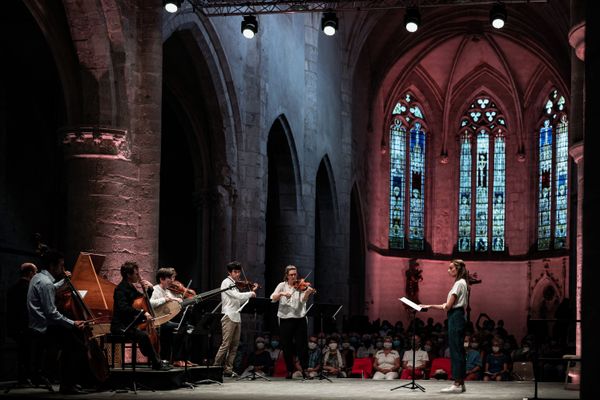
[265,115,300,332]
[349,184,366,317]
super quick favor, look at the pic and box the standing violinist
[270,265,316,379]
[212,261,257,377]
[27,250,87,394]
[150,267,193,367]
[111,261,171,371]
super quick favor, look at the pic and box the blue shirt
[465,349,482,375]
[27,270,74,333]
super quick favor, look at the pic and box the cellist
[110,261,171,371]
[26,250,87,394]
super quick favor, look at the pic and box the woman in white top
[420,259,469,393]
[270,265,316,378]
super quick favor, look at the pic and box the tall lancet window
[388,92,427,250]
[537,89,569,250]
[457,95,506,252]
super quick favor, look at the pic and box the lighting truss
[187,0,547,17]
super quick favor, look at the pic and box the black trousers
[159,321,192,361]
[279,317,309,372]
[31,326,88,387]
[9,328,32,383]
[112,326,161,366]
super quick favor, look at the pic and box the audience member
[372,336,400,380]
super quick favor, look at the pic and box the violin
[168,280,196,299]
[234,280,261,291]
[293,278,316,293]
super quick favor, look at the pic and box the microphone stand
[390,309,425,392]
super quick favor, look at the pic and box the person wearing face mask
[400,334,429,379]
[464,335,482,380]
[372,337,400,380]
[420,259,469,393]
[483,338,509,381]
[322,339,345,378]
[268,335,282,363]
[297,336,321,379]
[340,339,355,376]
[241,336,272,378]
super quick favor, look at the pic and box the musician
[150,267,194,367]
[27,250,87,394]
[110,261,171,371]
[213,261,257,377]
[7,262,37,385]
[270,265,316,379]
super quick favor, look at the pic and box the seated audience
[372,336,401,380]
[484,337,510,381]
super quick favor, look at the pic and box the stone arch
[160,26,234,291]
[348,183,367,316]
[265,115,301,295]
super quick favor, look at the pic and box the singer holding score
[419,259,469,393]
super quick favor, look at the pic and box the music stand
[174,304,197,388]
[306,303,343,382]
[236,297,272,381]
[391,297,426,392]
[191,300,223,385]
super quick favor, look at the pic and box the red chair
[429,357,452,380]
[272,353,288,377]
[351,357,374,378]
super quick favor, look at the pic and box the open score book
[399,297,423,311]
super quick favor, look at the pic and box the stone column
[61,126,141,282]
[568,0,585,357]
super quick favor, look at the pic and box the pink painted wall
[366,253,569,341]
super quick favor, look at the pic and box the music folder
[399,297,426,312]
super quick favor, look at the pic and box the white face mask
[492,346,500,353]
[256,342,265,349]
[383,342,393,349]
[464,342,469,348]
[329,343,338,350]
[308,342,317,350]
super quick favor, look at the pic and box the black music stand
[306,303,342,382]
[391,297,426,392]
[190,300,223,385]
[236,297,272,381]
[173,304,197,388]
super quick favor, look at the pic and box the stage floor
[1,378,580,399]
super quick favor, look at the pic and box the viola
[168,280,196,299]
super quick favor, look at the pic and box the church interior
[0,0,596,397]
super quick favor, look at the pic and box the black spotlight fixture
[489,2,507,29]
[241,15,258,39]
[321,11,338,36]
[163,0,182,13]
[404,7,421,33]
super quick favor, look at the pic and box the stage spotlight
[321,12,338,36]
[404,7,421,33]
[241,15,258,39]
[490,2,507,29]
[163,0,182,13]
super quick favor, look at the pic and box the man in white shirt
[213,261,257,377]
[400,334,429,379]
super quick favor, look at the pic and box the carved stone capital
[569,141,584,164]
[568,21,585,61]
[61,126,131,160]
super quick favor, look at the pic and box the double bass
[57,274,110,383]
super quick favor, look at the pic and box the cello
[131,279,160,357]
[57,274,110,383]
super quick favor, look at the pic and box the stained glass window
[457,95,506,252]
[537,89,569,250]
[388,93,427,250]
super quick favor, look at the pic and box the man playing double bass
[26,250,87,394]
[110,261,171,371]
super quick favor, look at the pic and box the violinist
[149,267,194,367]
[270,265,316,379]
[26,250,87,394]
[110,261,171,371]
[212,261,257,377]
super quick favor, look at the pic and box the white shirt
[270,281,308,318]
[220,276,254,323]
[375,349,400,369]
[402,348,429,368]
[447,278,468,309]
[150,284,180,308]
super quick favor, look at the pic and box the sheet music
[399,297,422,311]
